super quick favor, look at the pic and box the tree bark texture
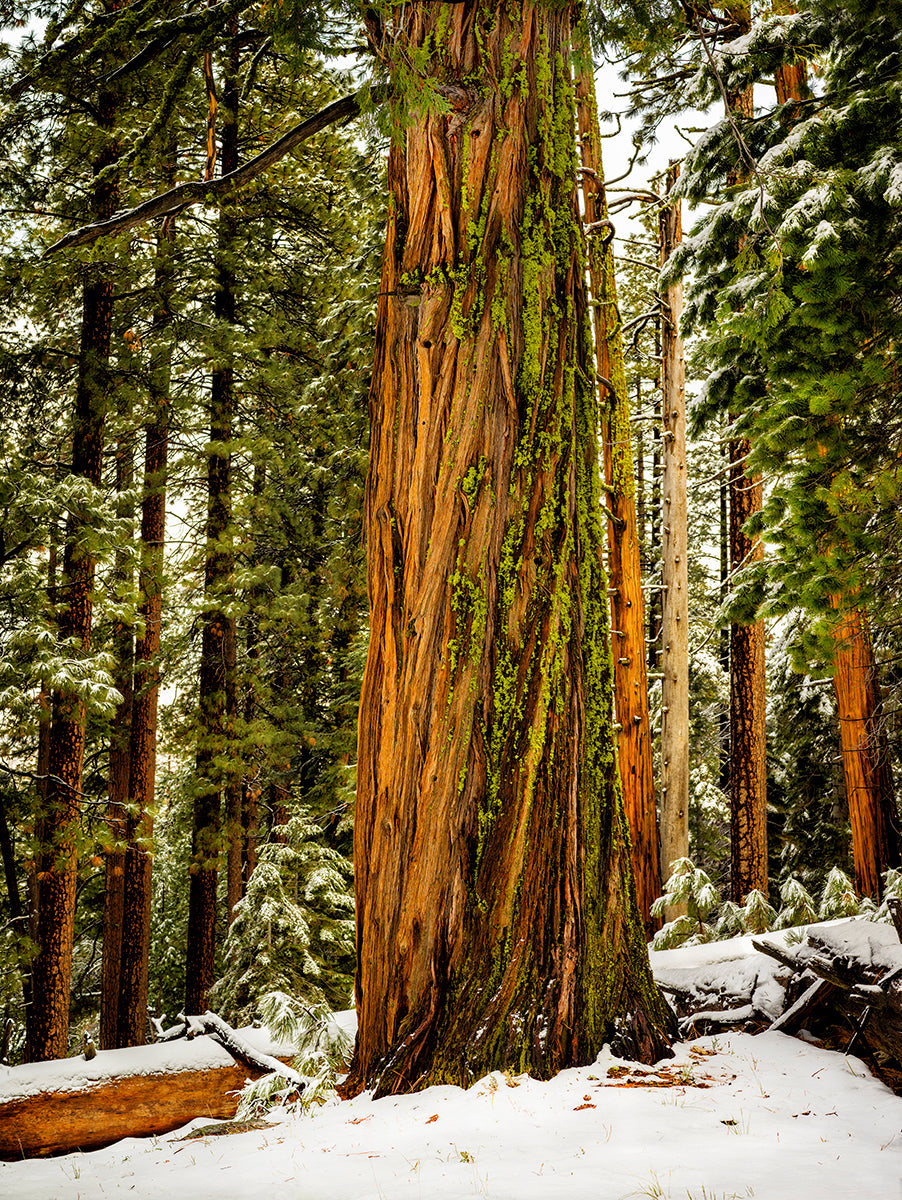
[725,67,767,906]
[659,166,689,913]
[344,1,674,1099]
[186,40,239,1015]
[100,428,134,1050]
[576,67,659,936]
[729,434,767,903]
[27,91,119,1062]
[115,187,175,1046]
[830,606,902,897]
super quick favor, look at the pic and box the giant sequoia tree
[344,1,673,1097]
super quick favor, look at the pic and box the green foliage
[236,990,352,1117]
[209,813,355,1024]
[651,858,721,947]
[652,860,902,950]
[676,0,902,663]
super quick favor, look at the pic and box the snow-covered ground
[4,926,902,1199]
[3,1029,900,1199]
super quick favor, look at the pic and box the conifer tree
[576,65,659,936]
[344,0,673,1098]
[658,164,689,912]
[26,73,122,1062]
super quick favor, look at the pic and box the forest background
[0,0,901,1078]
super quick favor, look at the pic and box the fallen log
[754,920,902,1070]
[0,1025,297,1160]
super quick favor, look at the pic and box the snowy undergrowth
[651,860,899,950]
[236,991,352,1118]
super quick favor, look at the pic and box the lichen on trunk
[345,1,673,1098]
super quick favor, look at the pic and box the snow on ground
[4,926,902,1199]
[3,1030,901,1200]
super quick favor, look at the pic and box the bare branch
[45,84,387,256]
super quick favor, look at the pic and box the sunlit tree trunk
[830,606,902,897]
[659,164,689,913]
[344,1,674,1099]
[576,69,659,935]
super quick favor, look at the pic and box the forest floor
[4,934,902,1199]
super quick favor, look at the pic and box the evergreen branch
[8,0,163,99]
[45,85,388,255]
[99,33,179,84]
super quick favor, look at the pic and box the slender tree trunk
[0,790,32,1021]
[99,425,134,1049]
[659,164,689,910]
[576,70,658,935]
[830,606,902,897]
[185,38,239,1014]
[728,429,767,902]
[344,1,674,1099]
[726,59,767,905]
[718,433,730,796]
[27,91,119,1062]
[115,152,176,1045]
[648,357,662,676]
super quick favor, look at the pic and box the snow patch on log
[0,1026,295,1104]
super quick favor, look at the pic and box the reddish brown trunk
[27,93,119,1062]
[831,613,902,897]
[344,1,673,1099]
[729,434,767,903]
[100,430,135,1050]
[185,37,239,1013]
[576,71,659,934]
[724,62,767,906]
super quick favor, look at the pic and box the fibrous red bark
[344,1,673,1098]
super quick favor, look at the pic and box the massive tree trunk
[576,70,659,935]
[185,38,239,1014]
[27,91,119,1062]
[830,606,902,897]
[344,1,674,1099]
[658,164,689,910]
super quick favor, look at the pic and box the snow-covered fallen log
[0,1023,297,1159]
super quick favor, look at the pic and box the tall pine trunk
[726,56,767,905]
[185,38,239,1014]
[659,165,689,909]
[344,1,673,1099]
[576,70,658,935]
[99,423,135,1049]
[115,162,176,1045]
[830,606,902,896]
[27,92,119,1062]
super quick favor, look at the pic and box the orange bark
[576,71,659,934]
[345,1,673,1099]
[830,606,902,897]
